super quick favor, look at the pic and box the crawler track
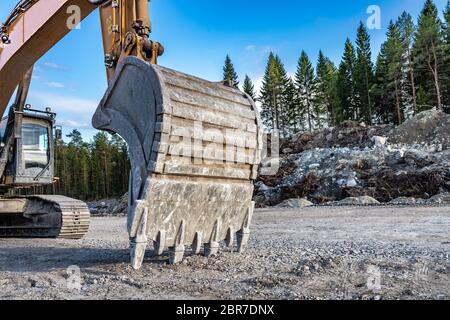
[0,195,90,239]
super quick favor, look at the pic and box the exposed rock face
[88,193,128,216]
[255,109,450,207]
[390,108,450,149]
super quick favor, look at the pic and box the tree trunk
[394,78,402,125]
[430,42,442,110]
[365,70,372,125]
[408,51,417,114]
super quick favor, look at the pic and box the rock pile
[255,109,450,207]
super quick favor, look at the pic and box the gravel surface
[0,206,449,300]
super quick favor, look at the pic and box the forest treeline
[49,0,448,200]
[51,130,129,200]
[225,0,450,135]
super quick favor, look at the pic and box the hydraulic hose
[87,0,110,5]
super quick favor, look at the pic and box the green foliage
[444,1,450,106]
[259,53,295,135]
[412,0,446,109]
[295,51,320,132]
[373,22,405,124]
[355,22,374,124]
[316,51,339,126]
[222,54,239,87]
[397,11,418,116]
[336,39,357,123]
[242,75,257,101]
[53,130,129,201]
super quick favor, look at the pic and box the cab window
[22,124,49,169]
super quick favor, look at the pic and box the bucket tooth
[130,207,149,270]
[237,202,255,254]
[153,230,166,256]
[204,220,220,257]
[192,231,203,254]
[169,220,185,265]
[225,227,234,248]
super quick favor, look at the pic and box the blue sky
[1,0,448,141]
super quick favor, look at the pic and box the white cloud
[58,119,91,129]
[41,62,66,70]
[29,91,98,118]
[45,81,65,88]
[245,44,256,51]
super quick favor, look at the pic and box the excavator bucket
[92,57,263,269]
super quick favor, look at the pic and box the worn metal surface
[0,195,90,239]
[93,57,262,268]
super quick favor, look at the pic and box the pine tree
[373,22,405,124]
[295,51,319,132]
[336,39,357,123]
[355,22,374,124]
[316,51,338,126]
[67,130,90,199]
[386,21,406,124]
[443,1,450,106]
[242,75,257,101]
[372,50,391,123]
[222,54,239,87]
[283,79,300,133]
[259,53,293,135]
[412,0,446,110]
[397,11,418,116]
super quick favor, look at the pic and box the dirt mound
[281,121,394,155]
[389,108,450,149]
[255,109,450,207]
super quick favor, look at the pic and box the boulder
[275,198,314,208]
[426,193,450,205]
[388,197,420,205]
[336,196,380,206]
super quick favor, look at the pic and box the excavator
[0,0,263,269]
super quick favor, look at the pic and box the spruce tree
[259,53,293,135]
[337,39,357,123]
[222,54,239,87]
[397,11,418,115]
[372,50,390,123]
[283,79,300,133]
[316,51,338,126]
[373,22,405,124]
[242,75,257,101]
[443,1,450,106]
[355,22,374,124]
[412,0,446,110]
[385,21,405,124]
[295,51,318,132]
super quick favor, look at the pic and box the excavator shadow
[0,246,208,273]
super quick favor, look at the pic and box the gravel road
[0,206,449,300]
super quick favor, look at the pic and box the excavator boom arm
[0,0,97,114]
[0,0,161,115]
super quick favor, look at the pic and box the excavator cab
[0,106,90,239]
[0,107,55,189]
